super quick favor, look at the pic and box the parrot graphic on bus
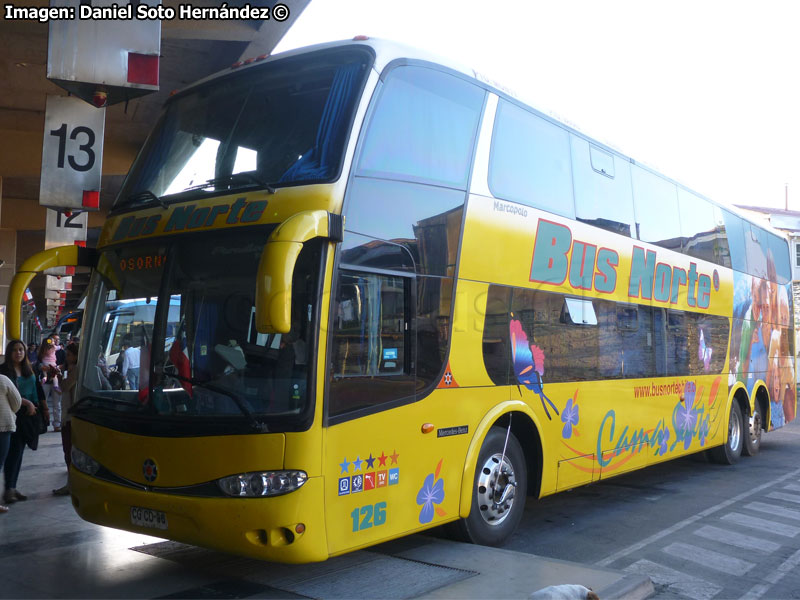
[510,316,559,420]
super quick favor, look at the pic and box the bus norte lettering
[530,220,713,308]
[111,198,268,242]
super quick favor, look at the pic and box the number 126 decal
[351,502,387,532]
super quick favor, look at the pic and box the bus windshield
[115,47,372,210]
[78,229,321,435]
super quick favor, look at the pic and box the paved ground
[0,431,651,599]
[502,415,800,600]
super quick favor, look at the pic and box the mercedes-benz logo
[143,459,158,482]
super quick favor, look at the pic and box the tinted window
[345,177,464,276]
[357,66,484,189]
[329,270,414,417]
[622,305,655,378]
[117,48,371,207]
[571,135,635,237]
[666,310,690,376]
[481,286,729,382]
[416,276,453,390]
[746,224,769,279]
[767,232,792,284]
[482,285,512,385]
[678,190,730,266]
[511,289,600,383]
[590,145,615,177]
[488,100,574,219]
[688,314,729,375]
[632,166,681,251]
[722,210,748,273]
[339,231,416,273]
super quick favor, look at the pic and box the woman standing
[0,372,22,513]
[2,339,47,504]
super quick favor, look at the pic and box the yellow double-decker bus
[9,38,795,563]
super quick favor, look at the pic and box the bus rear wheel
[455,426,527,546]
[709,401,744,465]
[742,401,762,457]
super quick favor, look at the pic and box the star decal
[339,457,351,474]
[365,453,376,469]
[353,456,363,471]
[378,451,388,467]
[390,449,399,464]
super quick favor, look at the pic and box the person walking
[1,339,41,506]
[121,335,140,390]
[38,338,61,431]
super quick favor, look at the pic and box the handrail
[7,245,95,340]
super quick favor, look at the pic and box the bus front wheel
[456,426,527,546]
[709,401,744,465]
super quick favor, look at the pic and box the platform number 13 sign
[40,95,104,211]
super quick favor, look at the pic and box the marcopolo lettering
[493,200,528,217]
[112,198,268,242]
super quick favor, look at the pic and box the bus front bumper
[69,468,329,563]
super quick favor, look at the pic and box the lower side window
[329,269,414,418]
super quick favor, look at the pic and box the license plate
[130,506,168,530]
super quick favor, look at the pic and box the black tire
[742,400,762,457]
[709,401,744,465]
[455,427,527,546]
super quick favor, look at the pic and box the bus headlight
[217,471,308,497]
[71,447,100,476]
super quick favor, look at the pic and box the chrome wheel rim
[476,453,517,526]
[749,408,761,448]
[730,408,742,451]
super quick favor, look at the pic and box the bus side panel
[729,269,796,428]
[322,387,507,556]
[459,194,739,492]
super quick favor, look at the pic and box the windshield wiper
[127,190,168,209]
[168,373,268,432]
[72,394,142,413]
[182,173,276,195]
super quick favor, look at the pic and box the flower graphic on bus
[656,428,670,456]
[561,394,580,439]
[698,416,710,446]
[416,459,446,524]
[674,381,698,450]
[510,317,560,420]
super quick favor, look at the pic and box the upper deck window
[488,100,574,219]
[356,65,484,189]
[571,135,635,238]
[632,165,681,252]
[114,47,373,211]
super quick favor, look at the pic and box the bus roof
[170,37,790,243]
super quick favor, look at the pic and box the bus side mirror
[255,210,343,334]
[7,245,97,341]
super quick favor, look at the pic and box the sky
[274,0,800,212]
